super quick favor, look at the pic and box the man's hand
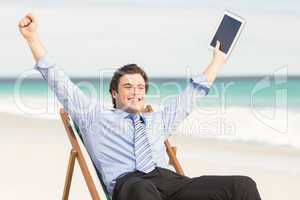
[212,41,227,66]
[202,40,227,86]
[18,13,46,62]
[19,13,38,42]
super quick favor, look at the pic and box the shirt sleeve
[34,57,101,133]
[161,74,210,135]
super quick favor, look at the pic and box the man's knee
[231,176,261,199]
[237,176,256,185]
[234,176,258,191]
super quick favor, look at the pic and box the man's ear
[111,89,118,99]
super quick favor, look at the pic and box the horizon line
[0,75,299,81]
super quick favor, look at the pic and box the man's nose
[129,86,137,94]
[130,86,140,95]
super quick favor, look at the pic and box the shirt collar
[114,108,146,123]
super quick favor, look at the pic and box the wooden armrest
[171,146,177,155]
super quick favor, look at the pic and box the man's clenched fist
[18,13,45,61]
[19,13,38,41]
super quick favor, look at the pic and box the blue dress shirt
[34,58,210,196]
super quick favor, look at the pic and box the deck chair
[60,107,185,200]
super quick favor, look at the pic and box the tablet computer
[210,10,245,57]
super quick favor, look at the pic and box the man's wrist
[210,59,225,68]
[26,34,46,62]
[209,60,223,70]
[25,33,40,44]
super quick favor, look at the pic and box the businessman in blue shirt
[19,13,261,200]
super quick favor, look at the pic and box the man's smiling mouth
[128,97,142,102]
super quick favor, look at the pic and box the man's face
[112,73,146,113]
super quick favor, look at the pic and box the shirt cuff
[190,74,210,95]
[34,57,54,69]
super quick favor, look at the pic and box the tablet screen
[210,14,242,54]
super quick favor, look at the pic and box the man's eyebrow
[122,83,132,86]
[121,83,145,87]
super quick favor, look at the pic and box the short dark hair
[109,64,149,108]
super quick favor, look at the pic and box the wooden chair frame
[59,108,184,200]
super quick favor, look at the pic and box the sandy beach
[1,112,299,200]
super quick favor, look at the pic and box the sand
[0,112,299,200]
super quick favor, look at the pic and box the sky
[1,0,300,77]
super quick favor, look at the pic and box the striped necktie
[130,114,156,173]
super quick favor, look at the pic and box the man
[19,13,261,200]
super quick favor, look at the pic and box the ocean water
[1,76,299,107]
[0,76,299,149]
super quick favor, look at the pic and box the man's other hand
[212,40,227,66]
[19,13,38,42]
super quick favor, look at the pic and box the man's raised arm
[161,41,226,134]
[18,13,99,132]
[203,41,227,86]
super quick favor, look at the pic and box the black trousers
[112,167,261,200]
